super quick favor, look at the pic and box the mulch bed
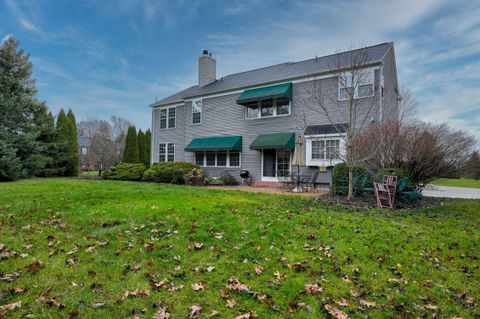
[317,193,441,210]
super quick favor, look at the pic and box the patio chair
[302,170,320,192]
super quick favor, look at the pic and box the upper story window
[245,98,291,119]
[192,99,202,125]
[338,69,375,101]
[159,106,176,129]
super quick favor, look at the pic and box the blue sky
[1,0,479,142]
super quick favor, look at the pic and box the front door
[262,149,291,181]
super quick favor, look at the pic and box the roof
[305,124,349,136]
[152,42,393,107]
[78,136,92,147]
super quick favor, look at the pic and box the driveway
[423,184,480,199]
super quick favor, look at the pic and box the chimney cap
[202,49,208,55]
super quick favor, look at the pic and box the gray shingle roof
[152,42,393,107]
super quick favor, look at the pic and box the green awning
[250,132,295,150]
[236,82,292,105]
[185,136,242,152]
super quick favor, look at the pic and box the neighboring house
[78,136,92,170]
[150,42,399,185]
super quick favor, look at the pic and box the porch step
[252,181,283,188]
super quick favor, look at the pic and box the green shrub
[184,168,205,186]
[204,176,223,185]
[219,172,239,185]
[332,162,369,196]
[102,163,146,181]
[142,162,199,184]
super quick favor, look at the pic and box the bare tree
[110,115,132,158]
[398,87,418,122]
[305,47,382,199]
[77,118,102,137]
[89,120,117,173]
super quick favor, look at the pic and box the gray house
[150,42,399,185]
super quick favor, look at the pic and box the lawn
[432,178,480,188]
[0,179,478,318]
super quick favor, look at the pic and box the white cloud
[4,0,43,34]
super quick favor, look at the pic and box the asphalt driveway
[424,185,480,199]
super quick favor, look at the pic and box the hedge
[102,163,146,181]
[142,162,200,184]
[332,162,369,196]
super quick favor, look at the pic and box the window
[325,140,340,160]
[216,151,227,167]
[338,69,375,100]
[168,108,176,128]
[159,143,166,162]
[194,151,241,167]
[159,107,176,129]
[195,152,204,166]
[167,143,175,162]
[159,143,174,162]
[229,152,240,167]
[192,99,202,124]
[260,99,274,117]
[245,98,291,119]
[311,140,325,159]
[277,150,290,177]
[81,147,88,155]
[206,151,216,166]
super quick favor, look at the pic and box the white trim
[152,103,184,109]
[305,134,345,166]
[150,106,154,165]
[194,150,241,168]
[337,67,377,101]
[158,142,175,162]
[158,106,177,130]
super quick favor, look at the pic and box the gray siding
[152,72,391,183]
[381,47,399,121]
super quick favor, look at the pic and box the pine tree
[0,36,51,180]
[465,151,480,180]
[55,109,75,176]
[144,129,151,167]
[122,126,139,163]
[137,129,145,166]
[67,109,79,176]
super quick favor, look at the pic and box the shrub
[102,163,146,181]
[184,168,205,185]
[142,162,199,184]
[332,163,369,196]
[204,176,223,185]
[374,167,408,183]
[219,172,239,185]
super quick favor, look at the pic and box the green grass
[79,170,100,177]
[0,178,479,318]
[431,178,480,188]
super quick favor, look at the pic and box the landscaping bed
[0,178,478,318]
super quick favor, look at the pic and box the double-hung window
[338,69,375,100]
[159,106,176,129]
[159,142,175,162]
[194,151,241,167]
[192,99,202,125]
[306,136,343,166]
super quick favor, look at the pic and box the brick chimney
[198,49,216,87]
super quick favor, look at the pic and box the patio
[205,185,329,196]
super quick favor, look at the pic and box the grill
[240,170,251,185]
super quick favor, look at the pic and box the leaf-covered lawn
[432,178,480,189]
[0,178,478,318]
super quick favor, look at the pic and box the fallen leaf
[194,242,203,250]
[9,287,27,295]
[234,311,257,319]
[254,266,264,275]
[25,260,44,273]
[152,307,170,319]
[323,304,350,319]
[206,266,215,272]
[336,298,350,307]
[123,289,150,299]
[226,299,237,308]
[301,283,323,294]
[359,299,376,308]
[191,282,206,291]
[349,289,359,298]
[206,310,219,317]
[189,304,202,318]
[144,242,155,251]
[92,302,107,309]
[0,301,22,317]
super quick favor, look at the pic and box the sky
[1,0,479,142]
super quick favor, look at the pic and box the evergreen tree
[66,109,79,176]
[55,109,75,176]
[465,151,480,180]
[137,129,145,166]
[122,126,139,163]
[144,129,151,167]
[0,36,51,180]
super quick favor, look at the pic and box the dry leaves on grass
[92,302,107,309]
[254,266,264,275]
[189,304,202,318]
[234,311,257,319]
[25,260,44,274]
[359,299,376,308]
[336,298,350,307]
[301,283,323,295]
[191,282,206,291]
[123,289,150,299]
[152,307,170,319]
[323,304,350,319]
[0,301,22,317]
[226,299,237,308]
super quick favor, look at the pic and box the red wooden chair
[382,175,397,205]
[374,182,393,208]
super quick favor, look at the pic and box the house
[78,136,92,170]
[150,42,399,185]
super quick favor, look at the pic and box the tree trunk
[348,165,353,200]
